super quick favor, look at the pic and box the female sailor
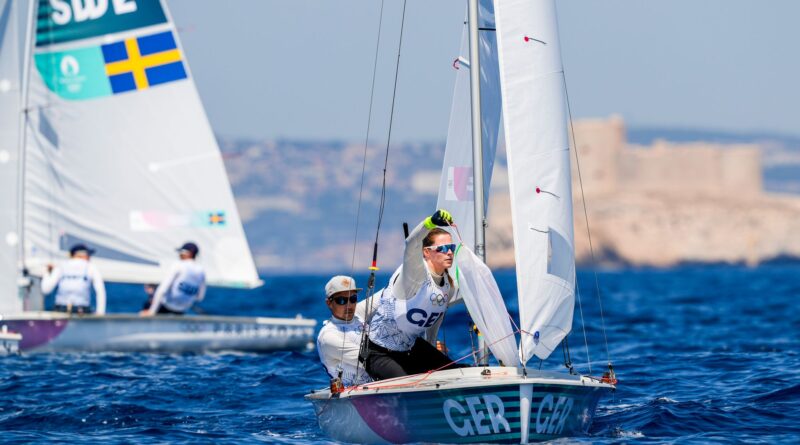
[363,209,465,380]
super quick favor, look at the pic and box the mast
[16,0,38,290]
[468,0,490,366]
[468,0,485,260]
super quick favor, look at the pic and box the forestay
[436,0,502,251]
[495,0,575,363]
[0,0,22,313]
[21,0,259,288]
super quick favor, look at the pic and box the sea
[0,265,798,444]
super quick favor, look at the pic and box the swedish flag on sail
[101,31,187,94]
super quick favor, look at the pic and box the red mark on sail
[453,58,460,70]
[523,36,547,45]
[536,186,559,198]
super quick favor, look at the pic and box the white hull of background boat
[0,312,315,353]
[306,366,613,444]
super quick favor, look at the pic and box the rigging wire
[348,0,386,277]
[564,84,612,368]
[552,0,612,377]
[374,0,408,241]
[330,0,389,390]
[350,0,409,386]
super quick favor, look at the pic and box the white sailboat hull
[306,366,613,443]
[0,312,315,353]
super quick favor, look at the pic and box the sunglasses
[426,243,457,254]
[329,295,358,305]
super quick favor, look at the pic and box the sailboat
[306,0,615,442]
[0,0,315,352]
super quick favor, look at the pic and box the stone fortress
[485,116,800,267]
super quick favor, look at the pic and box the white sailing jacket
[151,259,206,313]
[317,314,372,387]
[41,258,106,314]
[368,221,460,352]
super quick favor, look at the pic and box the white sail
[453,245,519,367]
[22,0,259,288]
[0,0,22,313]
[495,0,575,363]
[436,0,502,251]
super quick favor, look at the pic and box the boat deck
[307,366,614,399]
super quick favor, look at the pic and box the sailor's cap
[69,244,95,256]
[325,276,362,299]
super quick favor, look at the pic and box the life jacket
[368,269,453,352]
[163,261,205,312]
[54,259,93,307]
[317,315,372,387]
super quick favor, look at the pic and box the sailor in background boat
[363,209,466,380]
[317,276,373,388]
[141,242,206,316]
[41,244,107,315]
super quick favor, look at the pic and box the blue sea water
[1,265,798,443]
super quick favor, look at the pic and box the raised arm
[393,210,454,300]
[147,265,179,315]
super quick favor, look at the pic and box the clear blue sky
[168,0,800,142]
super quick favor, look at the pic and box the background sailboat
[308,0,614,442]
[0,0,315,352]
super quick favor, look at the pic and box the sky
[168,0,800,143]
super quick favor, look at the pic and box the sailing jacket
[367,221,461,351]
[317,314,372,387]
[41,258,107,314]
[150,259,206,314]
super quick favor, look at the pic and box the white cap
[325,276,362,299]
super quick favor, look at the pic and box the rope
[374,0,407,240]
[348,327,521,392]
[574,269,592,375]
[334,0,388,386]
[561,65,612,370]
[353,0,409,382]
[541,0,611,374]
[348,0,386,277]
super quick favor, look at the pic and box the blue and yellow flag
[34,30,188,101]
[102,31,187,94]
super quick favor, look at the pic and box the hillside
[220,121,800,273]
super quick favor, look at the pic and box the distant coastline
[220,116,800,273]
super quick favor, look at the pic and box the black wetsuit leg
[364,340,414,380]
[156,305,184,315]
[405,337,459,375]
[365,338,466,380]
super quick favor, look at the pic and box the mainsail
[0,0,22,313]
[495,0,575,363]
[20,0,259,289]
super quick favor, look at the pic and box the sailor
[141,242,206,316]
[363,209,465,380]
[316,275,373,388]
[41,244,107,315]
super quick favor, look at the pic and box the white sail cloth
[436,0,502,251]
[454,245,519,367]
[20,1,260,288]
[495,0,575,364]
[0,0,22,313]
